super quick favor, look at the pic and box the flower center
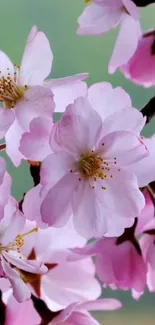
[0,67,27,109]
[0,227,38,255]
[78,151,106,180]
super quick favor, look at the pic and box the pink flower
[72,235,147,296]
[19,81,145,162]
[121,30,155,87]
[38,96,147,239]
[19,220,101,311]
[140,234,155,292]
[49,298,121,325]
[0,26,88,166]
[3,294,41,325]
[0,200,47,302]
[77,0,141,73]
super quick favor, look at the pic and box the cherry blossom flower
[0,25,88,166]
[71,235,146,297]
[121,30,155,87]
[0,199,47,302]
[37,96,148,239]
[19,220,101,311]
[49,298,122,325]
[77,0,141,73]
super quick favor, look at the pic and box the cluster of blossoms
[78,0,155,86]
[0,0,155,323]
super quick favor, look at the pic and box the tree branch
[141,96,155,124]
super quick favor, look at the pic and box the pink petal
[0,108,15,139]
[51,97,102,155]
[121,31,155,87]
[79,298,121,311]
[109,14,141,74]
[1,257,31,302]
[45,74,88,113]
[88,82,132,119]
[20,116,53,161]
[122,0,140,20]
[3,252,47,274]
[136,189,155,234]
[0,173,12,219]
[101,107,145,136]
[99,130,148,166]
[0,51,15,78]
[5,120,24,167]
[41,152,75,187]
[5,295,41,325]
[128,136,155,187]
[0,208,25,245]
[22,184,46,227]
[0,157,7,185]
[15,86,55,131]
[95,169,145,221]
[77,4,122,35]
[42,259,101,311]
[41,173,78,227]
[72,181,109,239]
[19,26,53,86]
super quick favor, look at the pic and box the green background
[1,1,155,323]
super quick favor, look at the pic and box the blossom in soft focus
[19,220,101,311]
[3,294,41,325]
[71,235,146,297]
[0,25,88,166]
[37,95,148,239]
[49,299,122,325]
[0,199,47,302]
[121,30,155,87]
[138,190,155,293]
[77,0,141,73]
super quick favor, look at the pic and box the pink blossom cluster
[0,2,155,322]
[78,0,155,87]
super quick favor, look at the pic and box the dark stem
[140,96,155,124]
[116,218,141,255]
[132,0,155,6]
[31,294,60,325]
[0,291,6,325]
[29,164,41,186]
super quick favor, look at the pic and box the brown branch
[31,294,60,325]
[140,96,155,124]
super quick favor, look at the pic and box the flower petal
[51,97,102,155]
[19,26,53,86]
[99,130,148,166]
[88,82,132,119]
[1,257,31,302]
[101,107,145,136]
[0,108,15,140]
[41,173,78,227]
[20,116,53,161]
[77,4,122,35]
[128,136,155,187]
[109,15,141,74]
[15,86,55,131]
[79,298,121,311]
[44,74,88,113]
[0,51,15,78]
[5,120,24,167]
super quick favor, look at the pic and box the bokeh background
[1,0,155,323]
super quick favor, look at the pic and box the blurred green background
[1,0,155,323]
